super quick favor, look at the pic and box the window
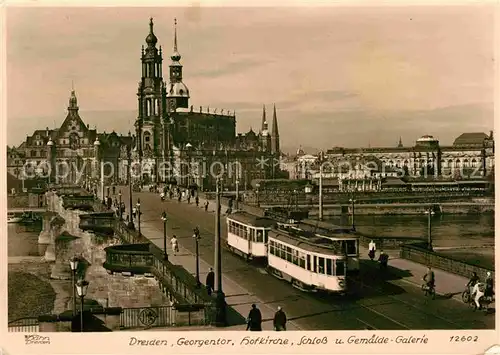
[318,257,325,274]
[335,260,345,276]
[306,255,311,270]
[263,230,268,243]
[313,256,317,273]
[286,247,292,262]
[256,230,263,243]
[299,252,306,269]
[292,249,299,265]
[270,240,275,255]
[326,259,333,275]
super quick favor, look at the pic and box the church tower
[166,18,190,112]
[136,18,165,162]
[271,104,280,155]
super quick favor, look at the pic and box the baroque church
[129,18,282,190]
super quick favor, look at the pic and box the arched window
[471,159,477,167]
[463,159,469,168]
[455,159,461,168]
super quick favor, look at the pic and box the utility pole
[214,177,226,326]
[427,206,433,251]
[127,147,135,230]
[319,151,324,221]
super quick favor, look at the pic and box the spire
[145,17,158,46]
[68,89,78,110]
[261,105,266,132]
[272,104,279,136]
[171,18,181,62]
[271,104,280,155]
[398,136,403,147]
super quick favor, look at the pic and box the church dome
[166,82,190,97]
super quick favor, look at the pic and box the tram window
[306,255,311,270]
[335,260,345,276]
[256,230,263,243]
[345,240,357,254]
[292,250,299,265]
[286,247,292,262]
[326,259,333,275]
[270,241,275,255]
[318,257,325,274]
[313,256,317,273]
[279,244,285,259]
[263,230,268,243]
[299,253,306,269]
[250,229,255,242]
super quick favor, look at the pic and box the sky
[5,5,495,152]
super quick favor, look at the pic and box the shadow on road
[225,303,247,326]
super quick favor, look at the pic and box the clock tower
[166,18,190,112]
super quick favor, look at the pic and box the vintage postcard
[1,1,498,354]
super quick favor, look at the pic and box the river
[326,213,494,248]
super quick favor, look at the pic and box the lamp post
[75,279,89,332]
[255,182,260,207]
[69,257,79,316]
[136,198,141,235]
[161,211,168,260]
[118,190,122,219]
[127,146,135,230]
[318,151,324,221]
[193,226,201,287]
[425,206,434,251]
[349,197,356,231]
[214,177,226,326]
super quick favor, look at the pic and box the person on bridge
[368,240,376,260]
[206,268,215,296]
[484,272,494,299]
[378,250,388,270]
[195,195,199,207]
[171,235,179,255]
[273,306,287,331]
[471,280,485,310]
[467,272,480,292]
[204,201,209,212]
[423,266,435,290]
[246,304,262,331]
[160,191,165,201]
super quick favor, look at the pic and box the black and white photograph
[2,2,497,354]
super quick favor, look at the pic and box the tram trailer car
[226,212,275,260]
[267,224,348,293]
[292,224,360,275]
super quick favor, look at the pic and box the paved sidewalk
[138,218,301,331]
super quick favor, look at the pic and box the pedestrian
[112,185,116,195]
[368,240,376,260]
[187,195,191,204]
[273,306,287,331]
[206,267,215,296]
[246,304,262,331]
[132,207,137,219]
[195,196,199,207]
[204,201,209,212]
[171,235,179,255]
[378,250,388,270]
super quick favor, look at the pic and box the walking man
[206,268,215,296]
[273,306,287,331]
[204,201,209,212]
[170,235,179,255]
[368,240,376,260]
[246,304,262,331]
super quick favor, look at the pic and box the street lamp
[136,198,141,235]
[75,279,89,332]
[255,182,260,207]
[214,178,226,326]
[193,227,201,287]
[161,211,168,260]
[69,257,79,316]
[127,146,135,230]
[118,190,122,219]
[349,197,356,231]
[425,206,434,251]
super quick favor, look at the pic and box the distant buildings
[285,133,495,192]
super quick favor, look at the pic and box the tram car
[226,211,275,260]
[267,223,349,293]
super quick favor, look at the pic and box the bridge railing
[8,317,40,332]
